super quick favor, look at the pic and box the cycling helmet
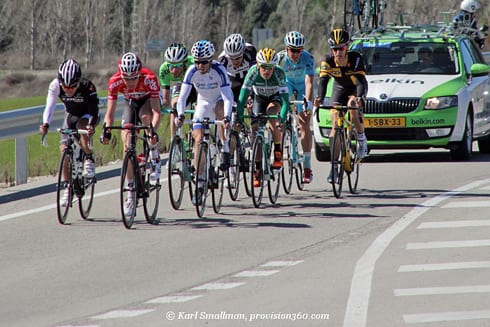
[460,0,480,13]
[256,48,279,66]
[191,40,215,59]
[284,31,306,48]
[118,52,142,77]
[224,33,246,57]
[328,28,350,47]
[58,59,81,86]
[165,43,188,63]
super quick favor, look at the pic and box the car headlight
[424,96,458,110]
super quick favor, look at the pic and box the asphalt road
[1,149,490,327]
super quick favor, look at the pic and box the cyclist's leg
[347,96,368,157]
[267,97,283,168]
[60,114,75,195]
[121,101,137,190]
[76,114,97,177]
[295,84,314,182]
[192,101,213,186]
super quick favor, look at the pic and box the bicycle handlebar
[57,128,91,135]
[314,105,359,123]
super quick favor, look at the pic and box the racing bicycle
[49,128,96,225]
[250,113,281,208]
[282,100,306,194]
[192,118,226,218]
[103,122,160,228]
[315,105,361,198]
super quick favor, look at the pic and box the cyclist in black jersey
[314,28,368,182]
[40,59,100,206]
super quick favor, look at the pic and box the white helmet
[118,52,141,77]
[224,33,246,57]
[460,0,480,13]
[284,31,306,48]
[165,43,188,63]
[191,40,215,59]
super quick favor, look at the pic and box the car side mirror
[470,63,490,77]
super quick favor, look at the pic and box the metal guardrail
[1,96,122,185]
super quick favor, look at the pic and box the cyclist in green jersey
[235,48,290,186]
[158,43,196,138]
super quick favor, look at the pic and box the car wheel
[450,113,473,161]
[315,142,331,162]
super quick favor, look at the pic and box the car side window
[460,39,476,73]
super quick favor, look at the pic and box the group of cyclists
[40,27,370,212]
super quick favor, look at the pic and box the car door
[460,38,490,137]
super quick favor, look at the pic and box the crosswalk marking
[399,261,490,272]
[403,310,490,324]
[394,284,490,296]
[233,270,280,277]
[92,309,154,319]
[191,282,245,290]
[418,220,490,229]
[406,239,490,249]
[261,260,303,267]
[146,295,202,304]
[442,200,490,208]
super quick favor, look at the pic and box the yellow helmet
[256,48,279,65]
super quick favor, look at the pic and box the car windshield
[352,41,459,75]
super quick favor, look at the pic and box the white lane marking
[407,239,490,249]
[398,261,490,272]
[261,260,303,267]
[233,270,280,277]
[403,310,490,324]
[146,295,203,304]
[342,179,490,327]
[0,189,119,222]
[92,309,154,319]
[442,200,490,208]
[191,282,245,290]
[394,284,490,296]
[418,220,490,229]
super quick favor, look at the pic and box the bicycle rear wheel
[281,128,293,194]
[331,129,345,198]
[227,132,240,201]
[347,129,360,194]
[143,151,160,225]
[120,152,137,229]
[211,149,224,213]
[168,136,184,210]
[195,143,209,218]
[78,176,95,219]
[251,137,264,208]
[56,151,73,224]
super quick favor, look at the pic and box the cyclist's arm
[236,87,251,121]
[42,78,60,126]
[104,98,117,127]
[150,97,162,130]
[176,82,192,116]
[279,92,290,122]
[221,85,234,119]
[87,81,99,126]
[305,73,314,106]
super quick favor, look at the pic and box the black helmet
[58,59,82,86]
[328,28,350,47]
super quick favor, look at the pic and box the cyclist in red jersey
[101,52,162,215]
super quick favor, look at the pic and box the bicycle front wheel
[195,143,209,218]
[281,127,293,194]
[331,128,345,198]
[78,176,95,220]
[242,134,252,197]
[268,145,281,204]
[227,132,240,201]
[211,149,224,214]
[56,151,73,224]
[251,137,264,208]
[120,152,137,229]
[168,136,184,210]
[347,128,360,194]
[143,152,160,225]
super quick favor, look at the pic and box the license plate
[364,117,406,128]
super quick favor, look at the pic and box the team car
[313,24,490,161]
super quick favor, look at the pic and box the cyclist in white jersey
[176,40,234,191]
[277,31,315,184]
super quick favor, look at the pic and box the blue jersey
[277,49,315,98]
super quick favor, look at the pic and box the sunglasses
[229,55,243,61]
[260,64,274,70]
[168,62,184,69]
[288,48,303,53]
[332,46,348,52]
[195,60,210,65]
[123,75,140,81]
[62,82,79,89]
